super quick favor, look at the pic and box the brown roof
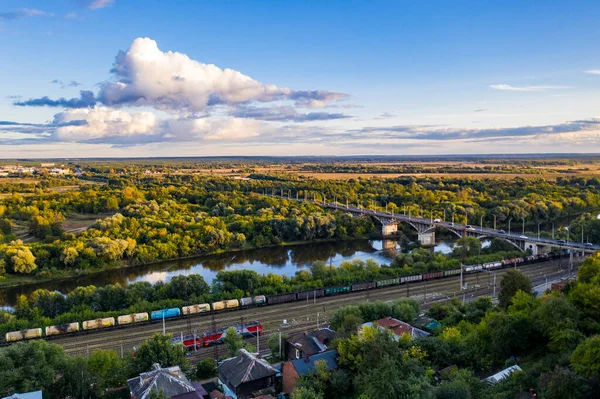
[287,328,337,357]
[281,361,300,394]
[372,317,430,339]
[210,390,233,399]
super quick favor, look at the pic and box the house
[218,349,278,399]
[128,363,208,399]
[282,350,338,394]
[2,391,43,399]
[285,328,336,360]
[360,317,430,341]
[483,365,522,385]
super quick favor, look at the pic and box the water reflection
[0,239,390,306]
[0,237,492,307]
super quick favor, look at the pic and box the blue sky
[2,0,600,157]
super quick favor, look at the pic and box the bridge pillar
[523,241,549,255]
[418,231,435,246]
[381,223,398,236]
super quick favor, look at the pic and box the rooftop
[128,363,202,399]
[219,349,278,390]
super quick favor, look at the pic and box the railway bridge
[265,192,599,255]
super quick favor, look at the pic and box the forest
[1,159,600,288]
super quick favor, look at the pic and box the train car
[402,274,423,283]
[202,328,227,346]
[503,258,517,267]
[351,281,376,291]
[297,289,325,300]
[324,285,351,296]
[151,308,181,321]
[171,334,202,350]
[464,264,483,273]
[240,297,253,306]
[45,322,80,337]
[266,293,297,305]
[237,321,263,337]
[82,317,115,331]
[376,277,400,288]
[182,304,210,315]
[5,328,42,342]
[117,312,149,325]
[253,295,266,305]
[423,271,443,280]
[443,269,461,277]
[211,299,240,311]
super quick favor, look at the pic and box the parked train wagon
[46,322,79,337]
[324,285,351,296]
[151,308,181,320]
[240,297,253,306]
[82,317,115,331]
[376,277,399,288]
[117,312,149,325]
[5,328,42,342]
[266,293,297,305]
[254,295,266,305]
[423,271,443,280]
[211,299,240,311]
[297,289,325,300]
[182,304,210,315]
[351,281,376,291]
[402,275,423,283]
[443,269,461,277]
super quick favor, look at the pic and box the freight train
[4,253,553,343]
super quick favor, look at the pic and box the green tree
[131,333,186,374]
[292,387,324,399]
[196,358,217,379]
[223,327,243,357]
[0,340,68,396]
[571,335,600,378]
[3,241,37,274]
[538,367,588,399]
[498,269,532,309]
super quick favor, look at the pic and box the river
[0,237,485,307]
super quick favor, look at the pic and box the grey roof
[219,349,278,390]
[128,363,200,399]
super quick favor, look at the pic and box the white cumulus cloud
[96,38,346,112]
[585,70,600,75]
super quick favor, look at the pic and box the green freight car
[376,277,400,288]
[324,285,352,296]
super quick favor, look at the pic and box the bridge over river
[266,193,599,255]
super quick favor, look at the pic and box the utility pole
[493,214,496,230]
[278,329,282,359]
[162,312,166,334]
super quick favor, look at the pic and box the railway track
[49,258,579,359]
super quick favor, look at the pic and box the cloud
[585,70,600,75]
[474,109,487,112]
[230,105,351,122]
[51,79,83,89]
[65,12,79,18]
[375,112,396,119]
[0,8,53,20]
[16,37,348,112]
[490,84,569,92]
[349,119,600,141]
[81,0,114,10]
[15,91,97,108]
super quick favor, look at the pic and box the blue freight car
[151,308,181,320]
